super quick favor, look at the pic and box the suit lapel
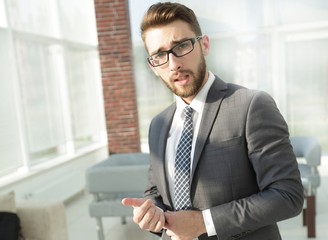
[191,77,227,179]
[155,77,227,205]
[157,104,176,207]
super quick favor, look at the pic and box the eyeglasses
[147,36,203,67]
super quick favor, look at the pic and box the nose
[168,52,182,71]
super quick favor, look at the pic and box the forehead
[144,20,194,54]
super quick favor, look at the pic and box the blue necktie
[174,106,193,211]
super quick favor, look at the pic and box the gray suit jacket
[146,76,304,240]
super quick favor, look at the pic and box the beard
[161,56,207,99]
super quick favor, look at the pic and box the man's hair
[140,2,202,42]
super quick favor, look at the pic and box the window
[0,0,7,27]
[0,30,23,176]
[0,0,106,178]
[284,33,328,149]
[65,48,105,149]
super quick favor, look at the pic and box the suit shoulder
[225,83,273,102]
[213,75,270,99]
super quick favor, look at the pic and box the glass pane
[183,0,268,32]
[7,0,59,37]
[14,37,66,162]
[276,0,328,25]
[0,30,23,175]
[285,37,328,153]
[58,0,98,45]
[65,48,105,148]
[207,34,273,92]
[0,0,7,28]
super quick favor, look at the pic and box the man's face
[144,20,210,103]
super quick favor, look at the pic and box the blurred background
[0,0,327,239]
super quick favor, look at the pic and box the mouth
[173,73,190,86]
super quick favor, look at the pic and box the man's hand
[164,210,206,240]
[121,198,165,233]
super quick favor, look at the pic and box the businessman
[122,2,304,240]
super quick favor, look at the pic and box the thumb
[121,198,147,207]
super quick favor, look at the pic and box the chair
[290,136,321,238]
[86,153,149,240]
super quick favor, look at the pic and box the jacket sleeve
[144,118,169,211]
[211,91,304,240]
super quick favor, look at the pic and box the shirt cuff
[202,209,217,237]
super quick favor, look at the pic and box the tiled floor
[66,157,328,240]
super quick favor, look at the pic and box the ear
[200,35,210,56]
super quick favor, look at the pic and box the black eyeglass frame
[147,36,203,67]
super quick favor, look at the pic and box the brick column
[94,0,140,153]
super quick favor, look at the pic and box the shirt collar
[176,71,215,116]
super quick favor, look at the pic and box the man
[122,2,303,240]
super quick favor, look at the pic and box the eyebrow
[149,37,192,56]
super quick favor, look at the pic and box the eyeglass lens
[148,37,200,67]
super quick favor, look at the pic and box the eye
[153,51,166,60]
[176,41,190,50]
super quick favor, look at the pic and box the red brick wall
[94,0,141,153]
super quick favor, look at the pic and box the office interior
[0,0,327,239]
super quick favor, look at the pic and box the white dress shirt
[165,71,217,237]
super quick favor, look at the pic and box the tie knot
[183,106,193,119]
